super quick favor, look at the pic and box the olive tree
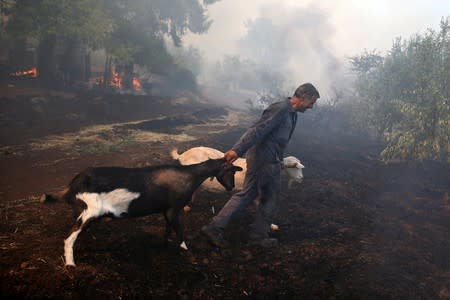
[350,18,450,162]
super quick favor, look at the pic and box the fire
[92,71,141,91]
[11,67,38,78]
[111,71,122,89]
[132,77,141,90]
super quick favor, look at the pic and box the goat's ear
[221,162,235,170]
[233,166,243,172]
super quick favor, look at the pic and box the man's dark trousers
[211,160,281,238]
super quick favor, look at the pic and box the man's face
[297,95,318,112]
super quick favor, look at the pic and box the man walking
[202,83,320,248]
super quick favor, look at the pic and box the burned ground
[0,84,449,299]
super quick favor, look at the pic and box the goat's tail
[40,174,83,204]
[40,188,80,206]
[170,148,180,160]
[41,170,90,205]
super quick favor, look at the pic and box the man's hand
[224,149,238,163]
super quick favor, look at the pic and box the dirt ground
[1,83,450,299]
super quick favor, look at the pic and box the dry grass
[27,110,247,155]
[27,118,192,152]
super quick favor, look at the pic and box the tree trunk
[103,55,112,87]
[11,39,26,69]
[61,39,91,87]
[37,36,57,87]
[122,63,133,89]
[85,51,91,81]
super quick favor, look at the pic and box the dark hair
[294,83,320,99]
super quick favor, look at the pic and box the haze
[183,0,448,103]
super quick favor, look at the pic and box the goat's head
[215,162,243,191]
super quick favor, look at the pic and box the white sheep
[171,146,305,190]
[171,146,247,192]
[282,156,305,188]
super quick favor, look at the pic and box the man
[202,83,320,248]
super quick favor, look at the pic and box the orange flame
[92,71,141,91]
[111,71,122,89]
[11,67,38,78]
[132,77,141,90]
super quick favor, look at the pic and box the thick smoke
[195,3,351,107]
[241,4,346,97]
[181,0,448,107]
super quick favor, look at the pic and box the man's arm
[230,103,286,158]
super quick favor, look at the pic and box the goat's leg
[64,212,95,266]
[191,190,198,203]
[163,212,172,244]
[171,213,187,250]
[64,222,82,266]
[183,190,197,212]
[164,209,187,250]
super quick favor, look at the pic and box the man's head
[290,83,320,112]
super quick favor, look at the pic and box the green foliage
[154,0,212,45]
[350,17,450,162]
[381,99,449,161]
[348,49,383,74]
[104,0,213,65]
[106,24,174,72]
[6,0,218,80]
[0,0,15,38]
[7,0,113,48]
[168,67,199,93]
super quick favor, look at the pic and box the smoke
[183,0,447,108]
[238,3,346,99]
[186,3,352,107]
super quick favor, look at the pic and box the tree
[99,0,218,89]
[6,0,220,88]
[349,49,390,139]
[348,49,383,74]
[7,0,113,86]
[350,17,450,162]
[0,0,15,38]
[170,46,203,77]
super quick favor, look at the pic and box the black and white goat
[43,158,242,266]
